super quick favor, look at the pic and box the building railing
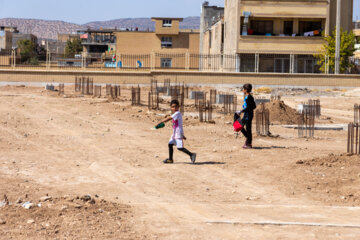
[0,51,356,74]
[82,39,116,45]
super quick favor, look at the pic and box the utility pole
[334,0,341,74]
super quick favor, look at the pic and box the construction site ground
[0,85,360,239]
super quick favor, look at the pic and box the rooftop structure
[0,26,19,33]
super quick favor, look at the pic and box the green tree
[315,28,356,74]
[64,38,83,57]
[17,39,38,65]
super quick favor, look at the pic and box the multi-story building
[0,26,17,65]
[0,27,14,53]
[200,2,224,56]
[202,0,353,73]
[78,29,117,55]
[115,17,200,69]
[0,26,19,33]
[58,34,80,43]
[12,33,38,49]
[354,21,360,61]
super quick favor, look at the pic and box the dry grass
[254,87,272,94]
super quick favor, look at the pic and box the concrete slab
[283,124,347,131]
[255,98,270,105]
[190,91,205,99]
[217,94,234,104]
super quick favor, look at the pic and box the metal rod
[335,0,341,74]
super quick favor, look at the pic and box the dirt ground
[0,84,360,239]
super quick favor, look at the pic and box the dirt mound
[0,175,138,239]
[0,194,136,239]
[261,100,300,125]
[298,153,360,168]
[292,154,360,205]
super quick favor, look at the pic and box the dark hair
[243,83,253,93]
[170,99,180,107]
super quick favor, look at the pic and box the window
[162,20,172,27]
[274,58,290,73]
[299,21,322,35]
[240,54,255,72]
[161,58,172,68]
[284,21,293,35]
[161,37,172,48]
[250,20,273,35]
[209,31,212,48]
[221,24,225,44]
[297,57,320,73]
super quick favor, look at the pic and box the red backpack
[233,118,243,132]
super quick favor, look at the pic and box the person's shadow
[177,161,225,165]
[252,146,286,150]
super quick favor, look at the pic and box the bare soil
[0,175,137,239]
[0,85,360,239]
[262,100,300,125]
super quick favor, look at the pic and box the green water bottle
[155,122,165,129]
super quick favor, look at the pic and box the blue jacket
[240,94,256,120]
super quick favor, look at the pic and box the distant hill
[0,18,81,40]
[0,17,201,40]
[85,16,200,31]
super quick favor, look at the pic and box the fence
[150,79,158,93]
[110,85,121,99]
[222,95,237,114]
[347,123,360,155]
[354,104,360,123]
[169,84,185,113]
[131,86,141,106]
[148,91,160,110]
[1,51,349,74]
[75,76,93,95]
[311,99,321,118]
[348,104,360,155]
[169,85,181,100]
[182,84,189,99]
[58,84,64,96]
[94,85,102,98]
[298,104,316,138]
[199,100,213,123]
[256,103,270,136]
[299,99,321,119]
[210,89,217,105]
[195,92,207,110]
[270,94,281,101]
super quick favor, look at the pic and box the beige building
[354,21,360,60]
[0,30,13,53]
[58,34,80,43]
[116,18,199,70]
[0,26,17,65]
[0,26,18,33]
[202,0,353,73]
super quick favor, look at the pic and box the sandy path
[0,87,360,239]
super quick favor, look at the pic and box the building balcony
[82,39,116,46]
[240,2,328,19]
[237,35,325,54]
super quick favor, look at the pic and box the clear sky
[0,0,224,24]
[0,0,358,24]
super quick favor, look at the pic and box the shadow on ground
[177,161,226,165]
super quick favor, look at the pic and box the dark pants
[241,117,253,145]
[168,144,192,160]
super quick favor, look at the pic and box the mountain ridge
[0,17,201,40]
